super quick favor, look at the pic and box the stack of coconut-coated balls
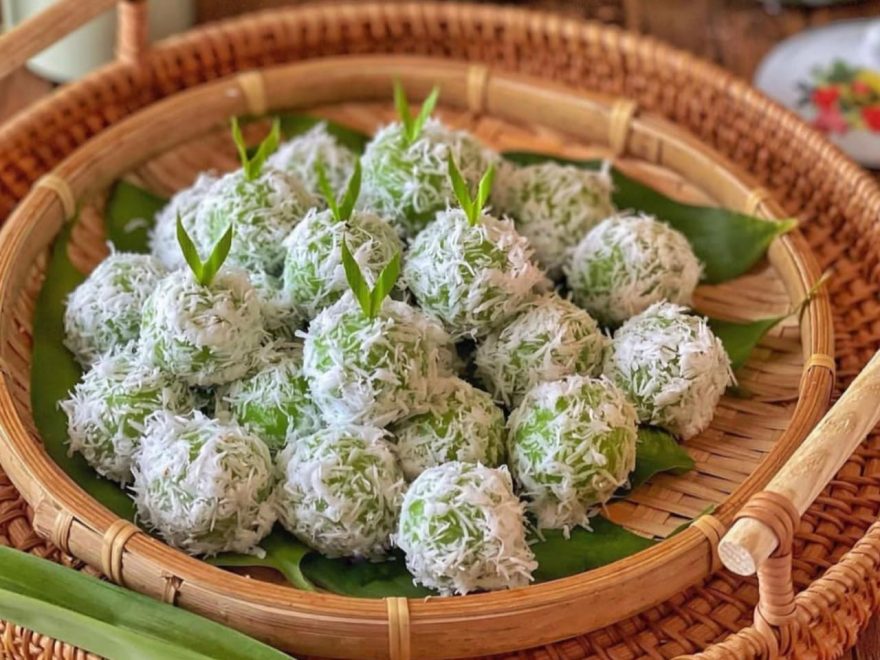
[62,88,733,596]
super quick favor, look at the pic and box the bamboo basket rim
[0,54,835,658]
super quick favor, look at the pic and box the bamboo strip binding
[386,597,411,660]
[100,519,139,586]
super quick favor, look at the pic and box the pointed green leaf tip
[393,79,440,145]
[177,214,233,287]
[316,159,362,223]
[230,117,281,181]
[448,156,495,226]
[341,240,401,319]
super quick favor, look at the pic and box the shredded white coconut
[131,410,276,556]
[493,160,615,277]
[275,425,405,559]
[475,293,610,407]
[267,122,358,198]
[150,172,219,271]
[403,209,549,340]
[61,349,194,484]
[565,213,703,326]
[604,301,734,439]
[395,461,536,595]
[507,375,639,531]
[301,293,453,427]
[360,118,498,238]
[64,252,167,367]
[138,268,266,386]
[390,377,506,481]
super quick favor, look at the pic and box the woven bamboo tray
[0,3,879,659]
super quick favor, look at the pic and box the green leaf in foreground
[105,180,167,253]
[530,517,655,583]
[341,239,401,319]
[176,216,232,287]
[394,80,440,145]
[0,547,289,660]
[209,531,316,592]
[626,427,695,492]
[31,222,135,520]
[278,114,371,154]
[302,551,434,598]
[502,151,796,284]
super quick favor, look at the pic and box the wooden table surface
[1,2,879,655]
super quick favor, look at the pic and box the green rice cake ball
[361,118,497,238]
[149,173,218,271]
[566,214,702,326]
[275,425,405,559]
[64,252,167,367]
[218,343,322,455]
[507,375,638,530]
[267,122,358,198]
[404,209,548,340]
[139,268,266,386]
[475,294,609,407]
[132,411,276,556]
[396,461,537,595]
[390,377,505,481]
[61,350,194,484]
[302,294,453,426]
[493,161,615,277]
[604,301,733,439]
[282,208,402,322]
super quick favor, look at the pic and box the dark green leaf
[447,155,475,223]
[369,252,401,317]
[341,239,372,317]
[709,315,786,371]
[393,79,413,142]
[338,159,362,223]
[105,180,166,253]
[210,531,316,592]
[476,162,496,216]
[200,223,233,287]
[301,551,433,598]
[502,151,796,283]
[0,547,289,660]
[246,118,281,180]
[176,215,205,284]
[627,427,695,491]
[412,85,440,141]
[530,517,655,582]
[315,160,339,220]
[31,222,136,520]
[277,115,370,153]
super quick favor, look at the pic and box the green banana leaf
[208,531,316,592]
[627,427,695,491]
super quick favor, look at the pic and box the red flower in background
[811,86,840,110]
[862,106,880,132]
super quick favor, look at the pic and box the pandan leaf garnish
[448,155,495,226]
[177,214,233,287]
[316,159,362,223]
[341,240,401,319]
[394,80,440,145]
[231,117,281,181]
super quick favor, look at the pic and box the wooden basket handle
[719,349,880,577]
[0,0,149,81]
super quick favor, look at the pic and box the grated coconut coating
[275,425,405,559]
[139,268,266,386]
[267,123,358,198]
[149,173,218,270]
[493,160,615,278]
[217,343,323,456]
[132,411,276,556]
[507,375,638,530]
[64,252,167,367]
[604,301,733,439]
[61,349,194,484]
[395,462,536,595]
[302,294,453,427]
[390,377,506,481]
[403,209,549,340]
[475,293,610,407]
[360,118,497,238]
[565,213,703,326]
[282,208,403,322]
